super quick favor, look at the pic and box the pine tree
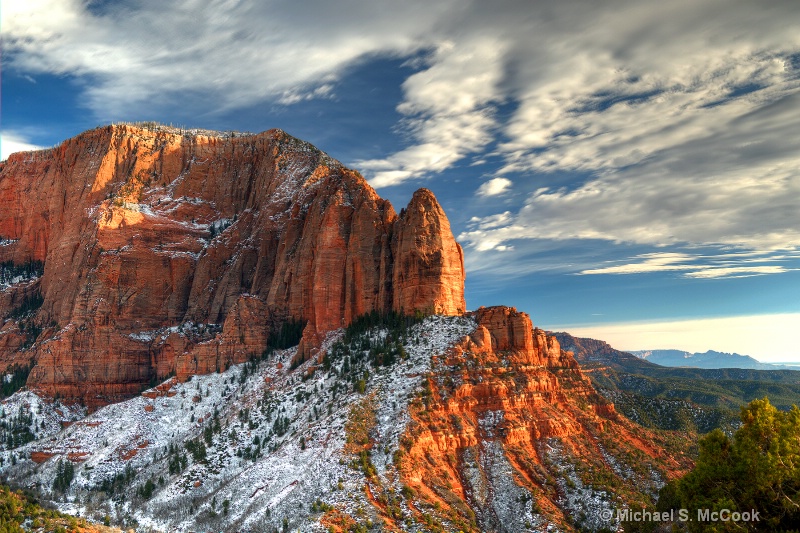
[52,459,74,492]
[665,397,800,531]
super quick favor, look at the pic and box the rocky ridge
[0,124,465,405]
[395,307,688,531]
[0,312,689,532]
[0,126,695,532]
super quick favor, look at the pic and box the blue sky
[3,0,800,360]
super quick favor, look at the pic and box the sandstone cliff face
[393,189,465,316]
[0,125,465,405]
[388,306,688,531]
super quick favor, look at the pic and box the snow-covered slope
[0,311,691,533]
[0,315,476,532]
[0,391,86,454]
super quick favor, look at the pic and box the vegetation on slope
[0,362,34,400]
[597,369,800,434]
[628,397,800,532]
[0,484,112,532]
[266,318,306,352]
[556,332,800,434]
[0,260,44,288]
[322,310,424,376]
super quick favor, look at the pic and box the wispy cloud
[476,177,512,197]
[577,250,800,279]
[357,39,506,188]
[684,266,792,279]
[579,253,699,275]
[0,132,45,161]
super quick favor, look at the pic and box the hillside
[555,332,800,433]
[0,484,122,533]
[0,311,691,532]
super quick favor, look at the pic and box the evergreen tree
[665,397,800,531]
[52,459,74,492]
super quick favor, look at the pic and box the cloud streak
[579,251,800,279]
[5,0,800,272]
[476,177,512,197]
[0,132,45,161]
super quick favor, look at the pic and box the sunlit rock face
[393,306,688,531]
[0,313,690,532]
[392,188,465,317]
[0,124,464,406]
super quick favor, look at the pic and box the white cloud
[1,0,458,118]
[1,132,45,161]
[577,250,800,279]
[5,0,800,262]
[683,265,792,279]
[278,84,336,106]
[476,177,512,197]
[460,211,522,252]
[358,38,506,187]
[579,253,699,275]
[564,313,800,363]
[472,211,512,230]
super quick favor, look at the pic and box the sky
[2,0,800,361]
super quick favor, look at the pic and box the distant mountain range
[552,331,800,433]
[630,349,783,370]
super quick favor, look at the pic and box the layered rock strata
[0,125,465,405]
[389,306,688,530]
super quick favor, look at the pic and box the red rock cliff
[381,306,689,531]
[393,189,465,316]
[0,125,465,405]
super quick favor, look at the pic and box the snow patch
[0,315,476,532]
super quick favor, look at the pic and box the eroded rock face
[0,125,465,405]
[392,306,687,530]
[393,189,466,316]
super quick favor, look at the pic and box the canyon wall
[0,125,465,405]
[389,306,688,530]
